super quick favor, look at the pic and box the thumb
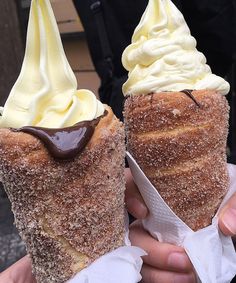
[218,192,236,236]
[125,168,148,219]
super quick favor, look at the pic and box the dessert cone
[0,106,125,283]
[124,90,229,231]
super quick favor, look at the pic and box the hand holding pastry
[125,169,195,282]
[125,168,148,220]
[218,166,236,237]
[122,0,236,281]
[129,221,196,283]
[1,166,236,283]
[125,166,236,283]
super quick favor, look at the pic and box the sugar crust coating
[0,106,126,283]
[124,90,229,231]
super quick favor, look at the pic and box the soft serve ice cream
[122,0,230,96]
[0,0,104,129]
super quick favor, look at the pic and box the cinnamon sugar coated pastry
[124,90,229,230]
[0,106,126,282]
[122,0,230,231]
[0,0,126,282]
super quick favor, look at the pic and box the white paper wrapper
[127,152,236,283]
[67,246,145,283]
[67,213,146,283]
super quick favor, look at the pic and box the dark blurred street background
[0,186,26,272]
[0,0,26,272]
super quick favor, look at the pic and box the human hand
[0,256,36,283]
[130,220,196,283]
[125,166,236,283]
[125,168,148,219]
[218,192,236,236]
[125,168,196,282]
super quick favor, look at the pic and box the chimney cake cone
[0,1,126,282]
[122,0,230,231]
[0,106,125,283]
[124,90,229,230]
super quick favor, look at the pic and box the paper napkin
[127,152,236,283]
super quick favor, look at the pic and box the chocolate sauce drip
[17,111,107,160]
[180,89,201,107]
[150,93,154,109]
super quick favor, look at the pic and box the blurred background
[0,0,235,273]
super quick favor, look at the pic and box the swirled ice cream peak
[0,0,104,128]
[122,0,230,96]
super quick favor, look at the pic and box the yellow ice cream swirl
[122,0,230,96]
[0,0,104,129]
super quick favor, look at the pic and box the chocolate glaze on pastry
[14,111,108,160]
[180,89,201,107]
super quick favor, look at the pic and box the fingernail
[168,252,190,271]
[173,273,196,283]
[221,208,236,234]
[126,197,148,219]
